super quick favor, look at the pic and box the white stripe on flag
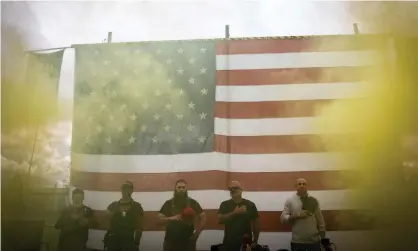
[83,189,360,211]
[215,82,364,102]
[71,152,352,173]
[216,51,378,70]
[214,117,359,136]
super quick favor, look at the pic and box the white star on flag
[199,67,207,74]
[128,136,136,144]
[188,102,195,109]
[199,112,207,120]
[165,103,172,110]
[176,136,182,143]
[188,57,195,64]
[153,113,161,121]
[187,124,195,131]
[176,68,184,75]
[142,102,149,110]
[200,47,207,53]
[188,77,195,84]
[166,58,173,64]
[200,88,208,95]
[198,136,206,143]
[177,48,184,54]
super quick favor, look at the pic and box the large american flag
[71,36,375,251]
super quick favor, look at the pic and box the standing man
[280,178,326,251]
[158,179,206,251]
[218,181,260,251]
[55,188,96,251]
[105,181,144,251]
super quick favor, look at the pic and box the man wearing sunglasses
[105,181,144,251]
[280,178,326,251]
[218,181,260,251]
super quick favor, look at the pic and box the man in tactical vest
[158,179,206,251]
[105,181,144,251]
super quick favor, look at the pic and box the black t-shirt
[107,200,144,236]
[55,205,94,248]
[218,199,259,242]
[159,197,203,242]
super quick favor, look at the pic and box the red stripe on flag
[216,36,373,55]
[215,100,333,119]
[91,209,374,232]
[214,135,353,154]
[71,170,352,192]
[216,67,365,86]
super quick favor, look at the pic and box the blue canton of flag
[72,40,216,155]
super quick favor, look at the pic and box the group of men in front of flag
[55,178,326,251]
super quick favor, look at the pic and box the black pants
[290,242,321,251]
[163,238,196,251]
[106,235,137,251]
[57,235,87,251]
[221,238,243,251]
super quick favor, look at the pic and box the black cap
[121,181,134,189]
[72,188,84,195]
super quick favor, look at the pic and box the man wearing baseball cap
[218,181,260,251]
[55,188,96,251]
[105,181,144,251]
[158,179,206,251]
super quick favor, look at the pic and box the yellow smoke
[315,2,418,250]
[1,24,61,133]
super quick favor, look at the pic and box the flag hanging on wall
[71,36,376,251]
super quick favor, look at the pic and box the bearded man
[158,179,206,251]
